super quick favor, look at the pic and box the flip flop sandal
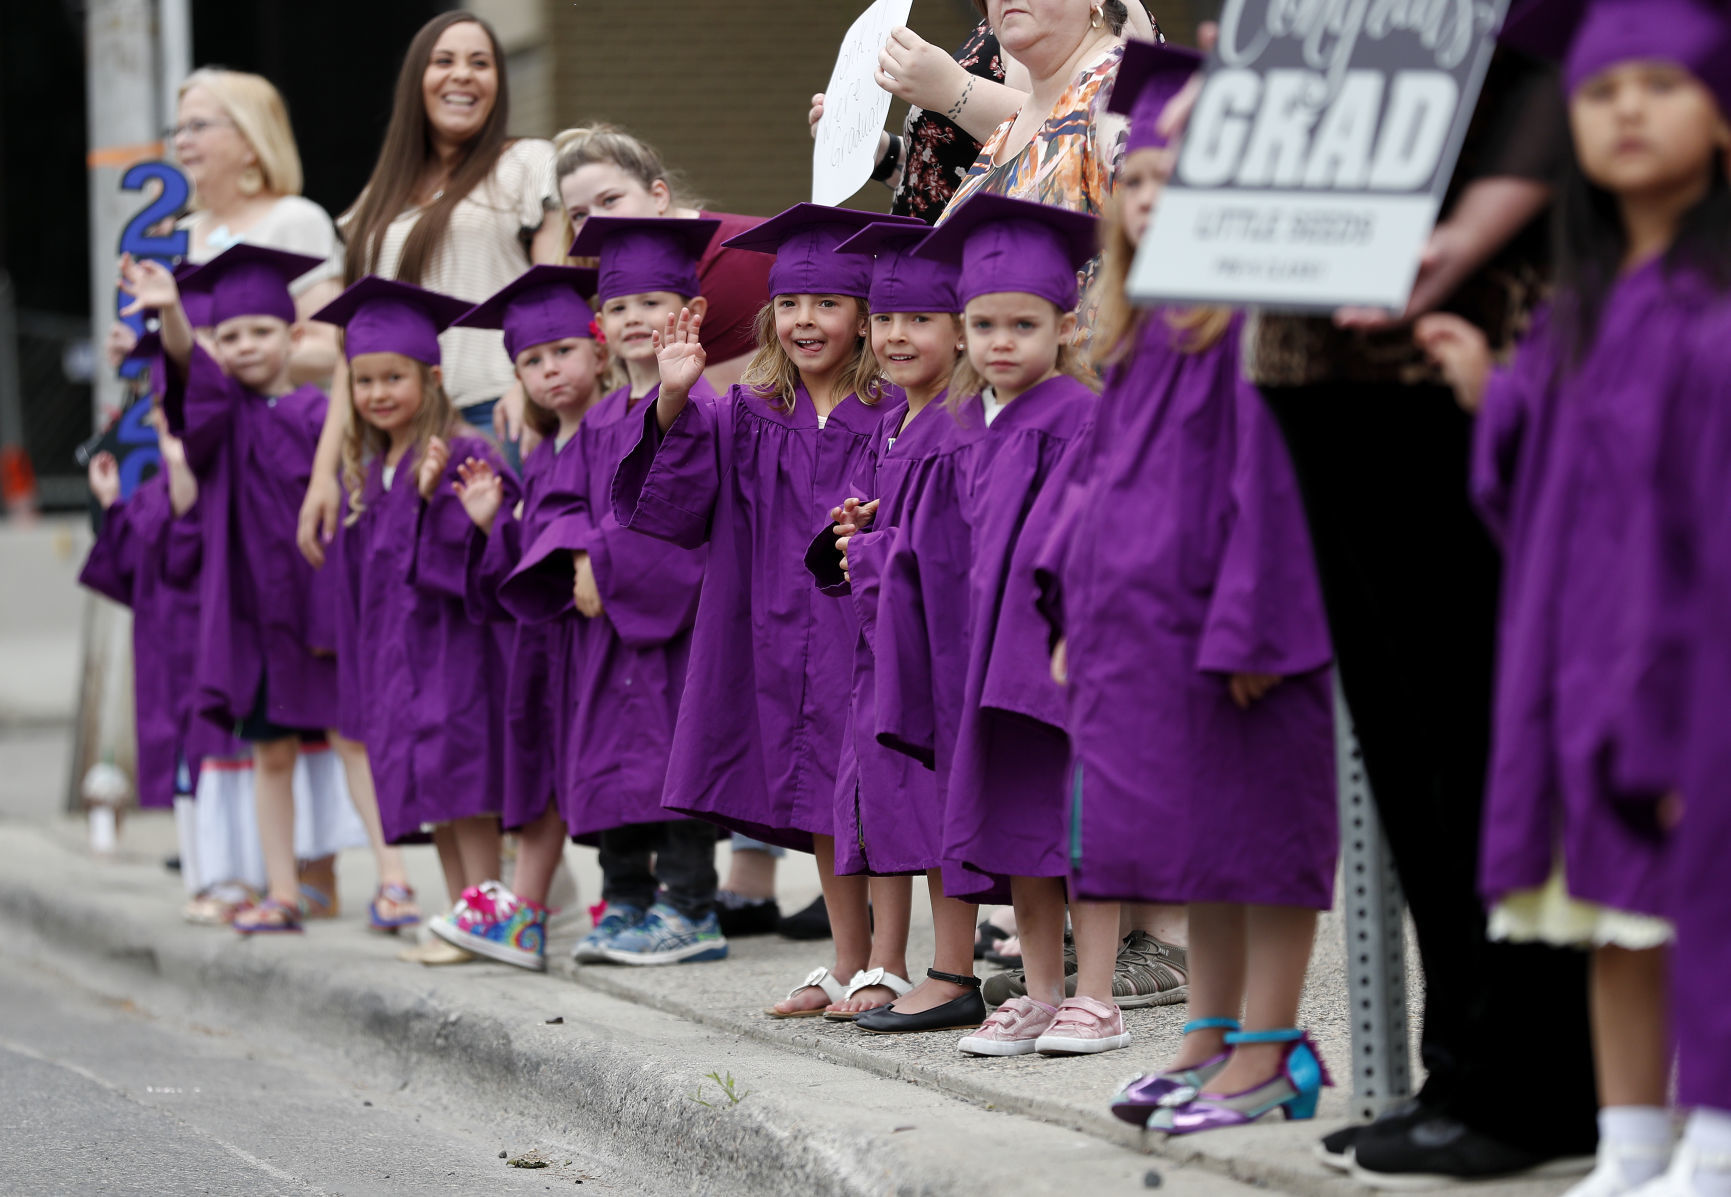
[396,938,476,966]
[184,883,258,926]
[369,883,422,933]
[764,966,852,1018]
[233,897,303,936]
[823,966,915,1022]
[297,882,339,921]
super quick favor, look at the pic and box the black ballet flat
[854,970,986,1035]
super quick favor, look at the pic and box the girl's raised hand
[87,452,121,510]
[1413,313,1492,414]
[452,456,504,535]
[417,436,450,501]
[116,253,180,317]
[653,308,707,393]
[1228,672,1282,710]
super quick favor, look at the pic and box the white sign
[812,0,915,207]
[1130,0,1510,312]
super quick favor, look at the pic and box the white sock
[1684,1110,1731,1197]
[1598,1107,1672,1185]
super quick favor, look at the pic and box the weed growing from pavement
[687,1070,751,1107]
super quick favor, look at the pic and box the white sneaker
[1630,1143,1731,1197]
[1565,1142,1675,1197]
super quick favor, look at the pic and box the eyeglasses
[167,117,237,139]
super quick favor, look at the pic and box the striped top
[338,139,558,409]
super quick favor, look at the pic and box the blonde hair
[1090,184,1233,369]
[948,300,1098,408]
[552,123,710,259]
[179,69,304,200]
[740,299,883,413]
[341,360,462,525]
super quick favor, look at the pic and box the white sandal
[765,966,853,1019]
[822,966,915,1022]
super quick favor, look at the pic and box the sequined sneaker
[572,903,646,963]
[426,880,548,972]
[601,903,729,965]
[957,996,1060,1057]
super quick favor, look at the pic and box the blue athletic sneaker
[572,903,645,963]
[601,902,729,965]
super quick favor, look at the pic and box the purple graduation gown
[806,396,972,875]
[462,435,578,831]
[1042,314,1336,908]
[938,376,1096,900]
[502,382,709,842]
[612,382,881,852]
[1472,261,1708,918]
[338,435,519,843]
[78,476,210,807]
[164,346,335,732]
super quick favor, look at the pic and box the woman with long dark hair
[297,11,564,565]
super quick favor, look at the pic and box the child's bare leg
[508,807,568,908]
[431,825,465,907]
[831,874,914,1013]
[771,835,869,1015]
[1172,902,1247,1069]
[1123,901,1189,948]
[328,732,409,888]
[1208,904,1316,1093]
[723,844,778,900]
[1011,875,1069,1008]
[451,815,502,891]
[1070,893,1122,1003]
[252,736,300,907]
[889,871,980,1013]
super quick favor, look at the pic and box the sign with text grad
[813,0,916,206]
[1130,0,1511,312]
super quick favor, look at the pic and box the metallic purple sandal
[1152,1028,1333,1135]
[1108,1017,1239,1126]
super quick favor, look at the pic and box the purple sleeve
[163,345,238,479]
[463,507,523,625]
[584,522,706,649]
[1196,382,1333,677]
[411,443,522,601]
[162,509,203,588]
[843,526,898,647]
[1032,478,1089,642]
[1470,313,1553,548]
[874,538,937,767]
[79,500,145,606]
[610,393,724,550]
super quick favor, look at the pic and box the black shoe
[1316,1098,1425,1172]
[856,971,986,1034]
[778,895,832,941]
[714,892,780,937]
[1351,1114,1596,1189]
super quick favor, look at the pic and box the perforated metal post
[1336,682,1413,1120]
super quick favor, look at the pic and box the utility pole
[83,0,161,430]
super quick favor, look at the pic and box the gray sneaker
[1112,930,1188,1008]
[981,932,1187,1007]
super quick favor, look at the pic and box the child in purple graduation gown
[501,217,721,969]
[407,265,608,971]
[895,194,1115,1058]
[1039,41,1337,1132]
[804,222,990,1034]
[312,276,521,940]
[614,203,927,1017]
[117,245,394,935]
[1417,3,1731,1188]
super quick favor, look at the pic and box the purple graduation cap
[177,242,324,327]
[567,216,720,304]
[165,261,214,329]
[452,265,599,360]
[721,203,923,299]
[1109,39,1205,154]
[1502,0,1731,114]
[835,221,961,313]
[310,275,473,365]
[916,193,1100,311]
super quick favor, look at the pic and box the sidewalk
[0,814,1564,1197]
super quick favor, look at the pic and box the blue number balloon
[116,162,191,380]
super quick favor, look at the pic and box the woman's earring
[238,165,264,196]
[1090,3,1104,28]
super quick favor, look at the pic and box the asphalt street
[0,956,670,1197]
